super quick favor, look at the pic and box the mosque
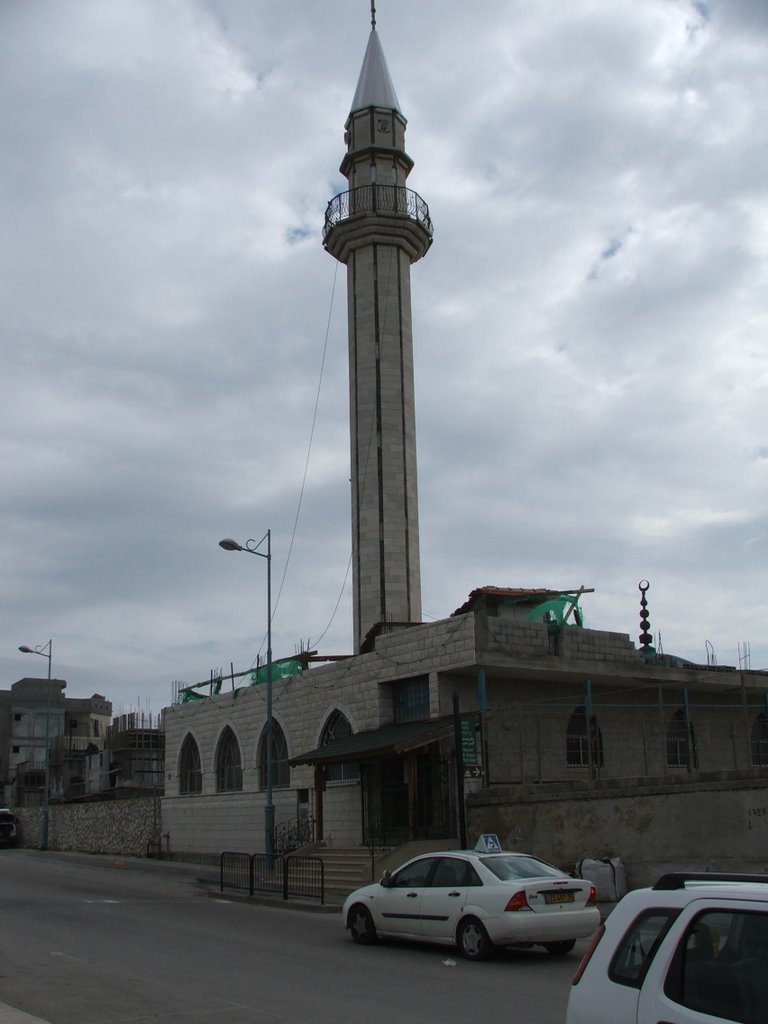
[161,15,768,880]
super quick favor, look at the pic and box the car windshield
[481,855,565,881]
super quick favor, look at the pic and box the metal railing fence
[220,851,252,893]
[284,854,324,901]
[220,851,325,904]
[323,184,433,240]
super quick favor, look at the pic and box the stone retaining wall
[467,769,768,888]
[14,798,161,856]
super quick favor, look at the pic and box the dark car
[0,808,18,847]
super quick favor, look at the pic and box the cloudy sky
[2,0,766,713]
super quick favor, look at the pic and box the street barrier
[220,851,324,904]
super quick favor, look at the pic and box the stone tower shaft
[323,28,432,653]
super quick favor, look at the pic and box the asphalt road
[0,849,584,1024]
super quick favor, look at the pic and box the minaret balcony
[323,185,433,263]
[324,184,432,237]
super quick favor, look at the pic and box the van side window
[666,909,768,1023]
[609,910,680,987]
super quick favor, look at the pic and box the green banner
[249,658,304,685]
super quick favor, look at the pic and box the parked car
[566,872,768,1024]
[342,848,599,961]
[0,808,18,847]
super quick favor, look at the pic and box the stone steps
[310,847,384,894]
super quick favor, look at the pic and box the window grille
[215,726,243,792]
[666,709,696,769]
[321,710,359,784]
[393,675,430,723]
[259,721,290,789]
[179,734,202,794]
[566,705,604,768]
[751,712,768,767]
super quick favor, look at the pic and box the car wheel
[457,917,494,961]
[347,904,377,945]
[543,940,576,955]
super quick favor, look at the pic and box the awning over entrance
[290,716,455,767]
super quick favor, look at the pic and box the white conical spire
[349,30,401,114]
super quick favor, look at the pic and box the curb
[209,889,344,913]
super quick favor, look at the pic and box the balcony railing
[274,814,315,855]
[324,185,433,241]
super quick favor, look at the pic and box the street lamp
[219,532,274,860]
[18,639,53,851]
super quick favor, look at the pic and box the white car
[342,848,600,961]
[566,871,768,1024]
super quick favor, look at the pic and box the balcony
[323,185,433,242]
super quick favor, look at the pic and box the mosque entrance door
[361,747,455,847]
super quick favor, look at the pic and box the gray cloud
[1,0,766,710]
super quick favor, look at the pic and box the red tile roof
[451,586,591,617]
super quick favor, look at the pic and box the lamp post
[219,532,274,860]
[18,639,53,850]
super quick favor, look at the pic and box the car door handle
[406,891,418,898]
[448,891,461,897]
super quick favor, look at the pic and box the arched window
[666,709,696,769]
[179,734,202,794]
[566,706,604,769]
[259,720,290,789]
[215,726,243,792]
[321,710,360,784]
[751,713,768,767]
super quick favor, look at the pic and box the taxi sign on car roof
[474,834,502,853]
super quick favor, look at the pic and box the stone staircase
[310,847,382,896]
[304,838,460,898]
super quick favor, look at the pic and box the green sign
[460,716,479,766]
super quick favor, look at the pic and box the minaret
[323,14,432,653]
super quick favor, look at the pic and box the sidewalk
[210,886,345,913]
[0,1007,53,1024]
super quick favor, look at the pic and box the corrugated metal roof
[290,716,454,767]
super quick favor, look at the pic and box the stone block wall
[14,797,160,856]
[322,782,362,847]
[482,618,549,659]
[161,614,477,857]
[556,627,643,663]
[482,616,643,664]
[467,771,768,888]
[161,789,300,856]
